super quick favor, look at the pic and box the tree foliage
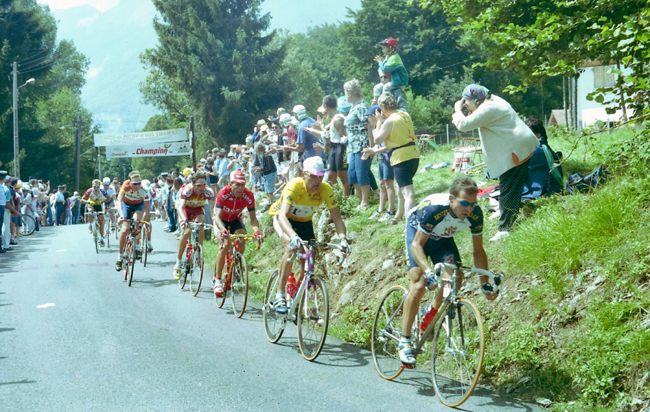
[0,0,98,187]
[141,0,288,146]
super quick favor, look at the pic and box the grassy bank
[203,127,650,411]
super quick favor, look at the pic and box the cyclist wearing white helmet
[140,179,154,253]
[102,177,117,231]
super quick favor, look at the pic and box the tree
[420,0,650,120]
[339,0,470,97]
[142,0,288,146]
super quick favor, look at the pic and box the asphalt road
[0,221,545,412]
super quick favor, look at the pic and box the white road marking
[37,303,56,309]
[56,249,66,252]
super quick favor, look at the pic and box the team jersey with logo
[120,180,151,205]
[103,186,116,202]
[83,188,107,206]
[269,177,337,223]
[180,183,215,209]
[407,193,483,240]
[214,185,255,222]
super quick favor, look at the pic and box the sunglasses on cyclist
[451,195,477,208]
[131,182,142,186]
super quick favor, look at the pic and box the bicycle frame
[220,234,260,286]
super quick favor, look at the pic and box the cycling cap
[303,156,326,177]
[102,177,111,184]
[230,170,246,184]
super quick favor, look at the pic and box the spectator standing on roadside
[364,105,395,221]
[71,191,81,224]
[64,188,72,225]
[293,105,323,163]
[0,171,7,252]
[54,185,66,226]
[2,176,17,249]
[253,142,278,209]
[344,79,376,208]
[452,84,538,241]
[365,93,420,225]
[305,95,351,195]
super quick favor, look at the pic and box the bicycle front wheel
[93,224,99,254]
[124,238,133,282]
[230,253,248,318]
[178,245,189,289]
[297,275,329,361]
[371,285,408,380]
[141,224,148,267]
[262,270,284,343]
[431,298,485,408]
[104,219,111,248]
[127,237,137,287]
[189,243,204,297]
[21,215,36,236]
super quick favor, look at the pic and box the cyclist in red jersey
[173,172,216,280]
[212,170,263,297]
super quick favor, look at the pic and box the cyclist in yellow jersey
[268,156,349,314]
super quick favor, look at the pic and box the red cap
[230,170,246,184]
[379,38,398,47]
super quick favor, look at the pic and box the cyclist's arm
[278,201,298,240]
[249,208,261,233]
[212,207,226,232]
[176,198,188,225]
[328,206,347,241]
[471,234,494,299]
[143,199,150,221]
[116,191,125,219]
[410,228,432,273]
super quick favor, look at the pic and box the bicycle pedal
[400,363,415,369]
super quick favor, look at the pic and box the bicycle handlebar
[436,262,504,294]
[219,233,262,251]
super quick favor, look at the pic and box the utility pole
[75,116,81,192]
[12,62,19,179]
[190,116,196,170]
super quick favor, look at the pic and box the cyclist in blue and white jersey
[102,177,117,232]
[398,175,497,366]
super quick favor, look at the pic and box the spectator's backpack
[565,165,610,194]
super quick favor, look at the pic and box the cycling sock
[275,291,286,300]
[176,258,182,266]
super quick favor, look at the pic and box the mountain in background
[52,0,360,133]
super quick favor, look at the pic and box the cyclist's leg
[98,212,105,238]
[195,214,206,244]
[177,210,192,261]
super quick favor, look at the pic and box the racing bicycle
[178,222,206,296]
[139,221,150,267]
[215,233,261,318]
[87,210,104,254]
[371,262,502,408]
[262,240,347,361]
[121,219,141,287]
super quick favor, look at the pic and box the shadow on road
[0,379,37,386]
[313,340,370,368]
[130,278,177,288]
[0,327,16,333]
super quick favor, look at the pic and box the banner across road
[106,141,191,159]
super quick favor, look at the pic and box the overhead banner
[106,141,191,159]
[94,128,187,147]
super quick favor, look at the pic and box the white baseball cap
[303,156,326,177]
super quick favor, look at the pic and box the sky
[38,0,120,12]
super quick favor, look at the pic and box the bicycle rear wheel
[431,298,485,408]
[21,215,36,236]
[123,238,133,282]
[189,243,204,297]
[262,270,284,343]
[230,253,248,318]
[371,285,408,380]
[297,275,329,361]
[141,224,148,266]
[127,237,137,287]
[178,244,189,289]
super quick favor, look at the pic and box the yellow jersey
[269,177,337,222]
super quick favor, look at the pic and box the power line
[20,56,51,71]
[18,50,49,65]
[19,61,56,74]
